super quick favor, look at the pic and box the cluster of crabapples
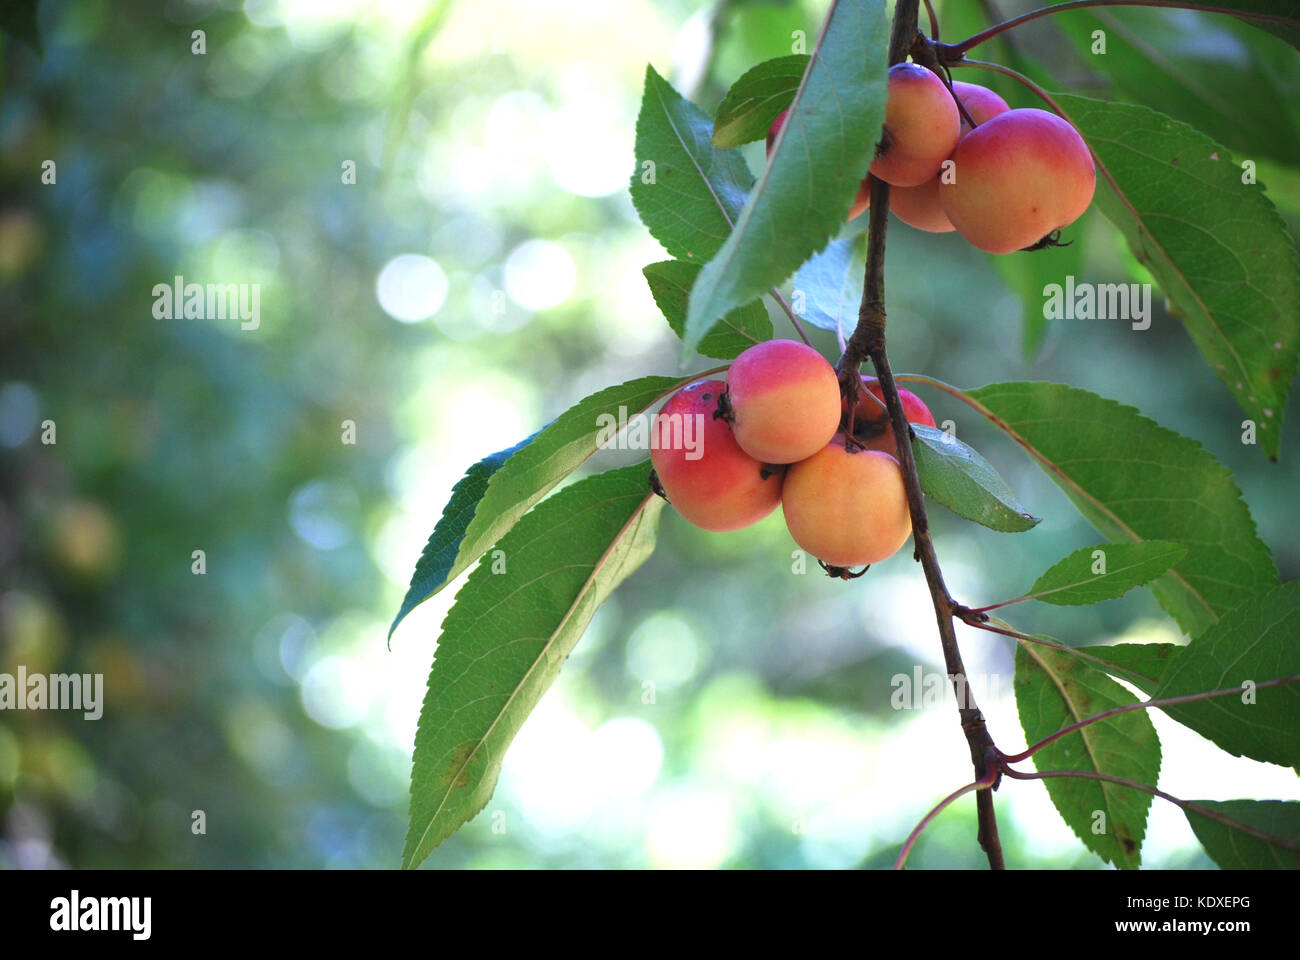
[769,63,1096,253]
[649,339,937,569]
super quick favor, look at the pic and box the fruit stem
[838,0,1007,872]
[768,287,814,347]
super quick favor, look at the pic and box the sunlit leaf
[403,464,663,868]
[1015,642,1161,869]
[966,381,1278,636]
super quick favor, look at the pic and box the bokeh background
[1,0,1298,869]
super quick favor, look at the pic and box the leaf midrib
[406,491,656,865]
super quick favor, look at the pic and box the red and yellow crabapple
[869,63,961,188]
[649,379,782,532]
[939,107,1096,254]
[725,340,842,465]
[781,434,912,567]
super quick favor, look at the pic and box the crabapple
[845,376,935,457]
[939,107,1095,254]
[869,63,960,188]
[889,82,1009,234]
[726,340,841,465]
[649,379,782,532]
[766,109,788,153]
[781,435,912,567]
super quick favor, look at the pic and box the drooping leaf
[1184,799,1300,869]
[629,65,753,264]
[1076,642,1183,695]
[390,375,704,638]
[965,381,1278,636]
[1056,9,1300,166]
[1052,94,1300,459]
[1153,580,1300,768]
[712,54,809,148]
[1169,0,1300,50]
[790,234,864,335]
[389,433,534,639]
[643,260,771,359]
[1014,642,1162,869]
[1022,541,1187,607]
[910,424,1040,532]
[403,464,664,868]
[684,0,889,354]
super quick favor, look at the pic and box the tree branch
[837,0,1006,871]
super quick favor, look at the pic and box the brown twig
[837,0,1005,871]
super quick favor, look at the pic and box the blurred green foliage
[1,0,1296,869]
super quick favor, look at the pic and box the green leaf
[388,434,533,640]
[389,375,703,638]
[403,464,663,868]
[790,234,864,335]
[685,0,889,354]
[1076,642,1183,695]
[965,381,1278,636]
[1055,9,1300,167]
[1023,541,1188,607]
[643,260,771,359]
[629,65,754,264]
[1185,1,1300,50]
[1184,799,1300,869]
[711,54,809,148]
[1015,643,1161,869]
[1052,94,1300,460]
[1153,580,1300,768]
[910,424,1040,532]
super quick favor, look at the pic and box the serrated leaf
[388,434,533,640]
[403,464,663,868]
[1024,541,1187,607]
[1153,580,1300,767]
[1052,94,1300,459]
[910,424,1040,532]
[390,375,703,638]
[629,65,753,264]
[1077,642,1183,695]
[643,260,771,359]
[1014,643,1161,869]
[1184,799,1300,868]
[790,234,864,335]
[684,0,889,354]
[966,381,1278,636]
[1056,9,1300,167]
[711,54,809,148]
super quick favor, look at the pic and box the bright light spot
[300,655,373,730]
[376,254,448,323]
[647,787,737,869]
[503,699,598,835]
[503,240,575,311]
[548,105,630,197]
[288,479,359,551]
[591,718,663,797]
[625,612,704,690]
